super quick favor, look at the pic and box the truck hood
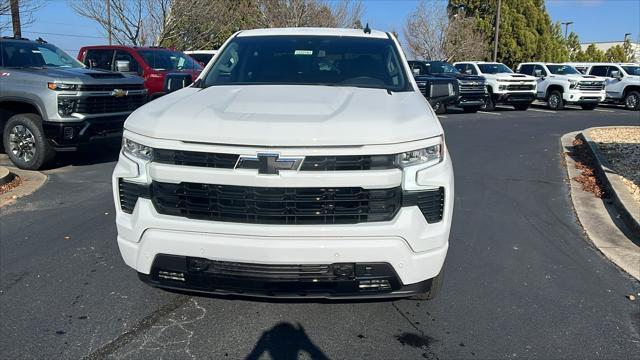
[125,85,442,147]
[548,74,603,81]
[487,73,536,81]
[430,73,485,81]
[11,67,143,85]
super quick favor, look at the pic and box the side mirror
[115,60,130,73]
[464,69,472,75]
[534,69,543,77]
[164,73,193,93]
[412,68,420,76]
[610,70,622,79]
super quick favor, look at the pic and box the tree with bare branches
[404,1,488,62]
[0,0,43,35]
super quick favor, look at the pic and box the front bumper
[563,90,605,104]
[454,94,488,108]
[494,92,536,104]
[43,115,128,151]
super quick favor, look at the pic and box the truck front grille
[576,82,604,91]
[505,84,535,91]
[459,83,486,93]
[75,94,146,114]
[77,84,145,91]
[151,182,402,225]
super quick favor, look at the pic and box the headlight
[48,82,78,91]
[569,80,578,89]
[122,138,153,161]
[396,138,443,168]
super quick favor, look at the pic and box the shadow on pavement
[44,144,120,169]
[245,322,329,360]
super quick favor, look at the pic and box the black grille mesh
[402,187,445,223]
[75,94,146,114]
[151,182,402,225]
[154,149,239,168]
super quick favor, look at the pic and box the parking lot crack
[83,295,190,360]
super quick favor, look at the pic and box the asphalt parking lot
[1,104,639,359]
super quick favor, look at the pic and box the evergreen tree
[582,44,607,62]
[448,0,568,67]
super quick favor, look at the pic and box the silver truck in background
[0,37,146,170]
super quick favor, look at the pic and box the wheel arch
[623,85,640,97]
[545,84,564,98]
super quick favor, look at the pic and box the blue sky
[2,0,638,54]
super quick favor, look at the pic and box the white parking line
[528,108,557,114]
[593,108,615,113]
[478,111,501,115]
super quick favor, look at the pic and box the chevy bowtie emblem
[111,89,127,97]
[236,153,304,175]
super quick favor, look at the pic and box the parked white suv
[517,62,605,110]
[454,61,536,111]
[112,28,453,300]
[585,63,640,110]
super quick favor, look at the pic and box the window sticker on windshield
[294,50,313,56]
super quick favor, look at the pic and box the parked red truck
[77,45,203,99]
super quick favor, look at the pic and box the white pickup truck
[112,27,453,300]
[454,61,536,111]
[517,62,605,110]
[584,63,640,110]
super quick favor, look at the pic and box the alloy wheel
[549,94,560,109]
[626,94,639,109]
[8,125,37,163]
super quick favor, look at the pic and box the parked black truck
[409,60,488,114]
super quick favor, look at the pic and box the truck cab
[517,62,605,110]
[77,46,203,99]
[585,63,640,110]
[0,37,145,170]
[454,61,536,111]
[408,60,488,113]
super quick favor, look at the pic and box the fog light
[187,257,210,272]
[359,279,391,291]
[57,99,76,116]
[158,270,185,281]
[63,127,74,139]
[332,263,355,279]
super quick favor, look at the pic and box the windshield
[138,49,202,71]
[622,66,640,76]
[424,61,460,75]
[0,41,84,68]
[546,65,580,75]
[478,63,513,74]
[202,35,409,91]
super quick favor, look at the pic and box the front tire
[2,113,54,170]
[482,94,496,111]
[547,90,564,110]
[580,103,598,110]
[432,101,446,114]
[409,267,445,301]
[624,90,640,110]
[513,104,530,111]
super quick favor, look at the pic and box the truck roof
[79,45,173,51]
[236,27,389,39]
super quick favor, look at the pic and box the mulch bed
[0,175,21,195]
[570,138,608,198]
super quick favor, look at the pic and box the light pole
[493,0,501,62]
[561,21,573,39]
[106,0,112,45]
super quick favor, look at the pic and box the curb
[0,166,15,185]
[562,131,639,280]
[578,127,640,239]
